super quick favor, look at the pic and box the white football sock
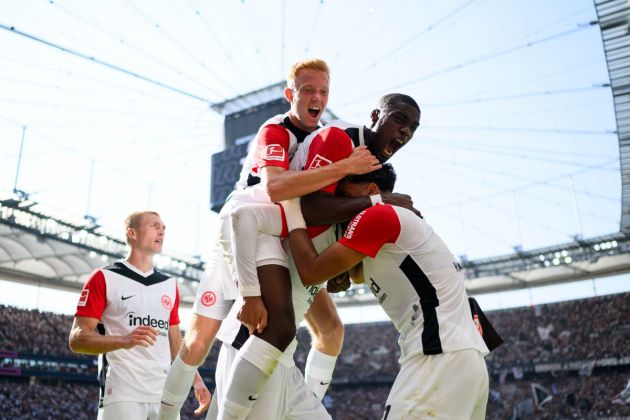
[158,354,199,420]
[305,348,337,400]
[217,336,282,420]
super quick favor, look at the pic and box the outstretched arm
[281,199,365,286]
[301,190,421,226]
[262,146,380,202]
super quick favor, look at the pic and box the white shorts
[97,401,178,420]
[215,343,331,420]
[383,349,488,420]
[193,186,288,320]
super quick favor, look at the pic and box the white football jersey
[339,204,488,362]
[216,227,336,363]
[75,260,179,406]
[236,113,313,189]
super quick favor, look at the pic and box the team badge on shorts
[161,294,173,310]
[201,291,217,306]
[265,144,285,162]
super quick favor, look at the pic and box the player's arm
[168,324,210,414]
[68,316,157,355]
[301,190,420,226]
[289,233,365,286]
[304,290,344,355]
[262,145,380,203]
[349,262,365,284]
[279,198,366,285]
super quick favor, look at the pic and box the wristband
[370,194,383,206]
[280,198,307,231]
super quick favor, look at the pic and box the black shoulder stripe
[345,127,361,148]
[105,262,171,286]
[281,116,312,143]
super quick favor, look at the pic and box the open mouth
[384,139,404,159]
[308,106,321,118]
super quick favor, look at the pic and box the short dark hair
[377,93,420,114]
[339,163,397,193]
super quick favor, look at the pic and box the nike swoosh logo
[160,400,175,407]
[320,381,330,386]
[248,395,258,401]
[121,295,135,300]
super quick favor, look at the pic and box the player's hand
[122,326,158,349]
[237,296,268,335]
[327,271,351,293]
[346,145,381,175]
[192,379,211,415]
[381,192,423,218]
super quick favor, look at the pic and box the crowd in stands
[0,292,629,418]
[0,379,97,419]
[0,306,78,358]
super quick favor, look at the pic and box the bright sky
[0,0,624,316]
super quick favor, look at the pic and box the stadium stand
[1,292,629,418]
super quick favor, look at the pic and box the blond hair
[287,58,330,89]
[124,211,160,244]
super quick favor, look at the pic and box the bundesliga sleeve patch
[264,144,286,162]
[308,154,333,170]
[77,289,89,307]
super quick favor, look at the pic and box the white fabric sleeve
[230,204,283,297]
[279,198,306,231]
[370,194,383,206]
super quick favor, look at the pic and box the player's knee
[181,335,211,365]
[328,316,344,348]
[264,313,296,350]
[317,316,344,351]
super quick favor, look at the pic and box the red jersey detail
[303,127,354,194]
[169,286,180,325]
[339,204,401,258]
[75,270,107,319]
[303,126,356,238]
[254,125,291,170]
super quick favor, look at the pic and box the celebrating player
[221,94,422,419]
[159,58,381,420]
[280,165,490,419]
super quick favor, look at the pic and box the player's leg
[218,264,295,420]
[285,366,332,420]
[218,235,295,420]
[469,350,490,420]
[303,289,343,400]
[160,314,224,419]
[159,245,232,420]
[383,349,488,419]
[230,203,284,298]
[148,402,179,420]
[100,401,150,420]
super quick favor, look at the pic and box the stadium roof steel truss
[2,4,630,307]
[0,196,204,304]
[595,0,630,231]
